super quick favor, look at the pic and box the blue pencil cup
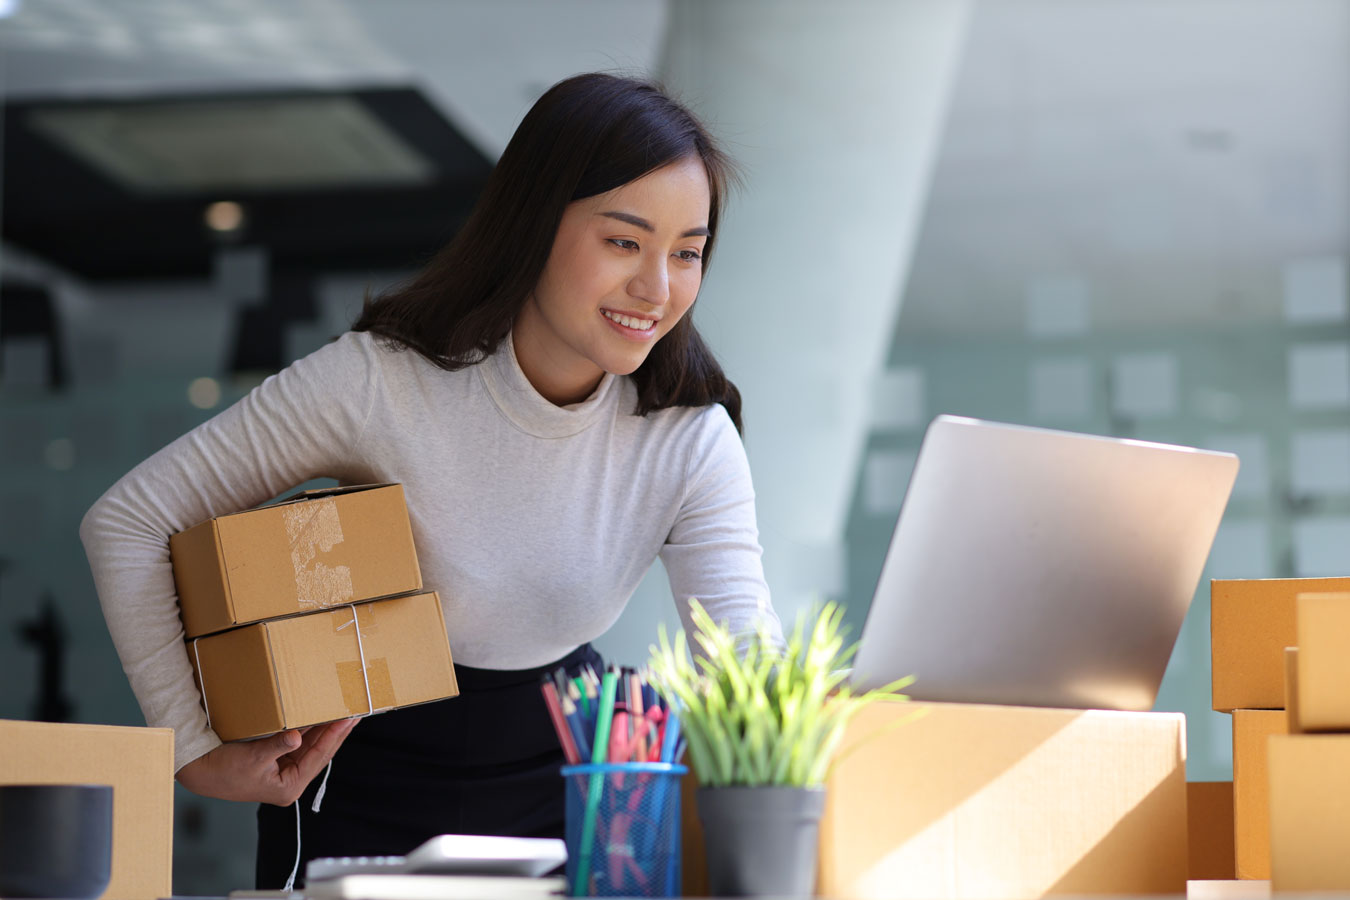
[561,762,686,898]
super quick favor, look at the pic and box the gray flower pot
[696,785,826,897]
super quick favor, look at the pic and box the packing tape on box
[335,605,395,715]
[284,497,355,609]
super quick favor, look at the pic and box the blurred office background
[1,0,1346,891]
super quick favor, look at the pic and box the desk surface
[160,880,1284,900]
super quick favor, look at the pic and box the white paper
[1283,256,1348,324]
[1206,519,1272,580]
[1029,358,1092,421]
[1288,342,1350,409]
[869,368,925,431]
[1201,434,1269,499]
[864,450,917,516]
[1290,429,1350,495]
[1293,516,1350,576]
[1026,275,1090,338]
[1111,352,1178,417]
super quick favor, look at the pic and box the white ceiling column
[658,0,972,625]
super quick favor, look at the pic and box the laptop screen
[850,415,1238,711]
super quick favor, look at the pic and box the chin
[602,353,652,377]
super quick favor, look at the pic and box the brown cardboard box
[1232,708,1288,879]
[1294,592,1350,731]
[189,591,458,741]
[817,701,1187,900]
[1268,734,1350,890]
[0,720,173,900]
[1210,577,1350,712]
[1283,647,1302,734]
[1188,781,1236,880]
[170,483,423,638]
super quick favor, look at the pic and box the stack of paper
[303,835,567,900]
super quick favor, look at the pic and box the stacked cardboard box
[171,483,459,742]
[1266,591,1350,890]
[1209,577,1350,884]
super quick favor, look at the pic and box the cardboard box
[1188,781,1236,880]
[189,591,458,741]
[171,483,422,638]
[1295,592,1350,731]
[817,701,1188,899]
[1268,734,1350,890]
[1210,577,1350,712]
[1284,647,1302,734]
[1232,709,1288,879]
[0,719,173,900]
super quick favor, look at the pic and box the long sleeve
[660,404,785,650]
[79,332,381,771]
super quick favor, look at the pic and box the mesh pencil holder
[561,762,687,898]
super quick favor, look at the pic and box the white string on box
[273,606,379,893]
[314,605,373,813]
[283,801,301,893]
[191,639,211,728]
[337,605,375,716]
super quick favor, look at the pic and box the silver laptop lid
[850,415,1239,711]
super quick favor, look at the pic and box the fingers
[262,730,302,759]
[273,718,360,804]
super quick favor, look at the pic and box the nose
[626,253,669,307]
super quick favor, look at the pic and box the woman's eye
[608,239,639,251]
[675,249,703,262]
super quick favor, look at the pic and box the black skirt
[256,642,603,889]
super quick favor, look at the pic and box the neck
[510,320,604,406]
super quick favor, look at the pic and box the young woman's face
[513,155,712,405]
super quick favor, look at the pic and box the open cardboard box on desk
[0,719,173,900]
[682,700,1188,899]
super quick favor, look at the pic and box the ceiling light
[204,201,245,233]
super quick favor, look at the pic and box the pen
[540,681,581,765]
[560,694,593,763]
[573,677,590,719]
[574,667,620,896]
[629,670,646,762]
[659,709,681,763]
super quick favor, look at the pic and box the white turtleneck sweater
[79,330,782,770]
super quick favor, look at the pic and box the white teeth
[604,310,654,330]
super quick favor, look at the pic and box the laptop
[849,415,1239,711]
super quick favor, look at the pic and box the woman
[79,72,783,888]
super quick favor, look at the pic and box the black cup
[0,784,113,899]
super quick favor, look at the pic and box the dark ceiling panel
[2,87,492,281]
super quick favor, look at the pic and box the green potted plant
[647,599,914,898]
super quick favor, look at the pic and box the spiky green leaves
[647,600,915,787]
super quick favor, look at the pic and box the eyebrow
[599,210,711,239]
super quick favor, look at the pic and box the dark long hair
[351,72,744,432]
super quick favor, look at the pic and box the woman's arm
[79,331,382,785]
[659,404,786,650]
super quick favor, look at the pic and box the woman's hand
[175,718,360,806]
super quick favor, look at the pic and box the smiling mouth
[601,309,657,331]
